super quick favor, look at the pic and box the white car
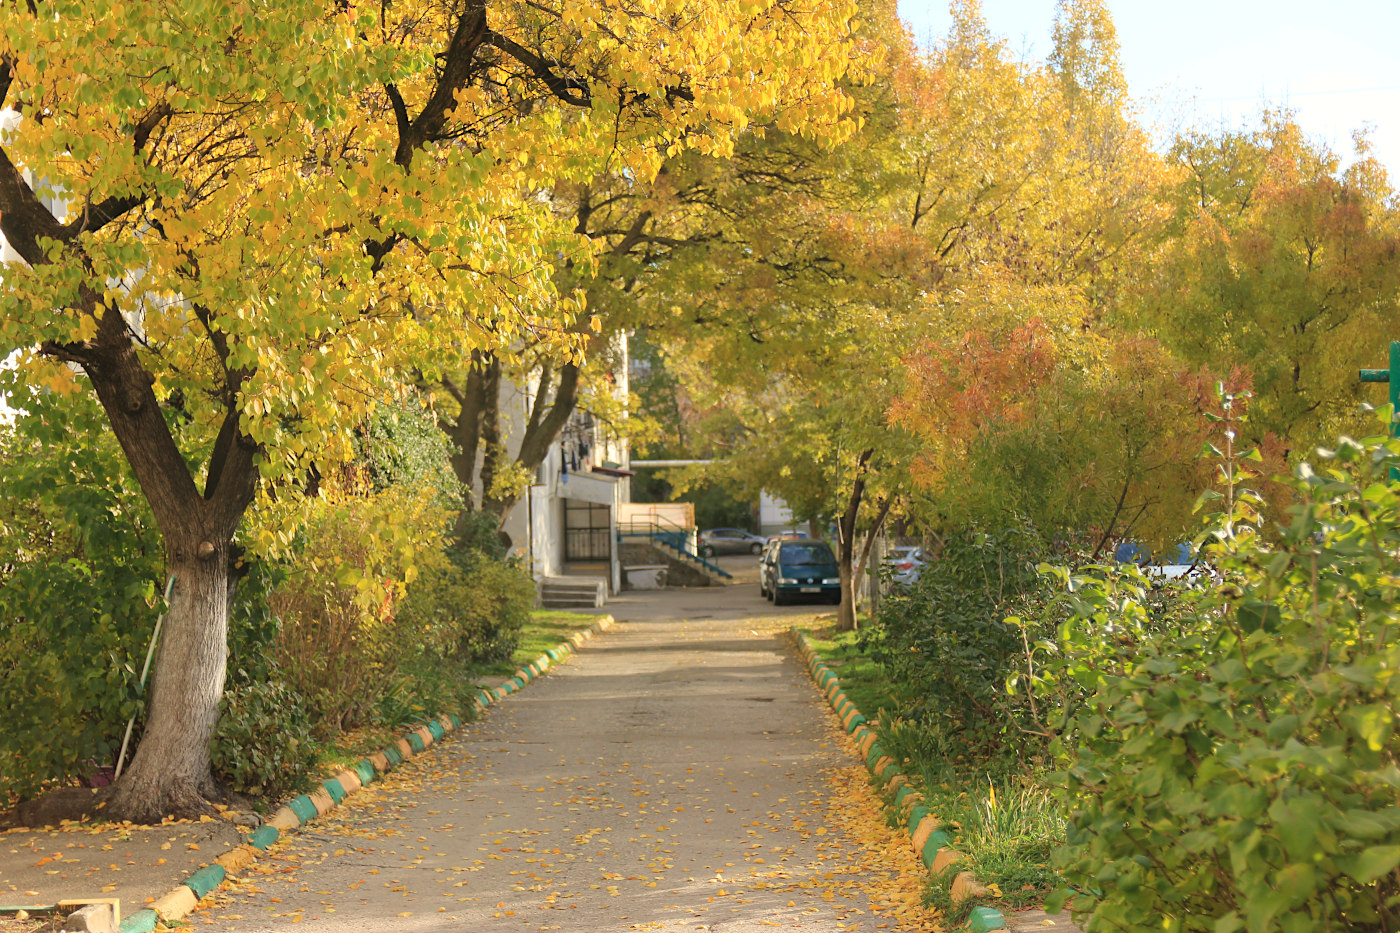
[883,546,925,588]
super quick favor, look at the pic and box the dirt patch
[1,788,114,832]
[0,912,59,933]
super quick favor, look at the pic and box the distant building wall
[758,492,795,536]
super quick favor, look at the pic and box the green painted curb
[354,759,376,786]
[478,689,493,706]
[922,830,954,868]
[407,732,426,753]
[246,824,279,850]
[428,720,446,741]
[967,905,1008,931]
[184,864,226,899]
[288,795,319,824]
[908,805,929,831]
[118,908,159,933]
[450,713,463,727]
[322,778,347,804]
[384,744,403,766]
[847,712,865,729]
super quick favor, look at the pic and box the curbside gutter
[115,615,617,933]
[789,628,1008,933]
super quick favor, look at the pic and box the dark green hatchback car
[763,538,841,605]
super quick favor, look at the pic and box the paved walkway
[193,562,937,931]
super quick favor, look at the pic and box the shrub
[210,678,316,800]
[1040,415,1400,931]
[0,390,161,804]
[399,544,535,665]
[270,486,452,736]
[859,523,1054,766]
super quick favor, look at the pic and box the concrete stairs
[539,577,608,609]
[619,541,722,586]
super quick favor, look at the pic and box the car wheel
[750,542,763,555]
[700,545,715,558]
[773,590,788,606]
[829,593,842,605]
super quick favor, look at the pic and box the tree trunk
[834,448,875,632]
[852,496,892,616]
[75,319,257,822]
[438,351,583,533]
[106,552,231,823]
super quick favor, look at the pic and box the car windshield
[782,544,833,565]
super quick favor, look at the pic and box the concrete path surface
[194,562,938,931]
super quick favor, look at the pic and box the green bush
[1040,418,1400,931]
[859,524,1054,767]
[210,678,316,800]
[400,545,535,665]
[0,389,161,804]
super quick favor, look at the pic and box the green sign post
[1359,341,1400,437]
[1360,341,1400,479]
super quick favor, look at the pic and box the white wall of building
[758,491,796,536]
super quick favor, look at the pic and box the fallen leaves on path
[192,615,944,930]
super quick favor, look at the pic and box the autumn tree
[426,54,881,535]
[0,0,862,820]
[641,3,926,631]
[1140,117,1400,454]
[893,320,1213,554]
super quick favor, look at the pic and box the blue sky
[896,1,1400,176]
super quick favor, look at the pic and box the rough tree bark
[834,448,875,632]
[54,305,257,823]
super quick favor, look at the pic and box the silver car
[698,527,766,557]
[883,546,925,588]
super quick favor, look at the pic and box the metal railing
[617,516,733,579]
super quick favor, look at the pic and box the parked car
[759,537,782,598]
[761,538,841,605]
[882,546,925,588]
[1113,541,1197,579]
[698,527,766,557]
